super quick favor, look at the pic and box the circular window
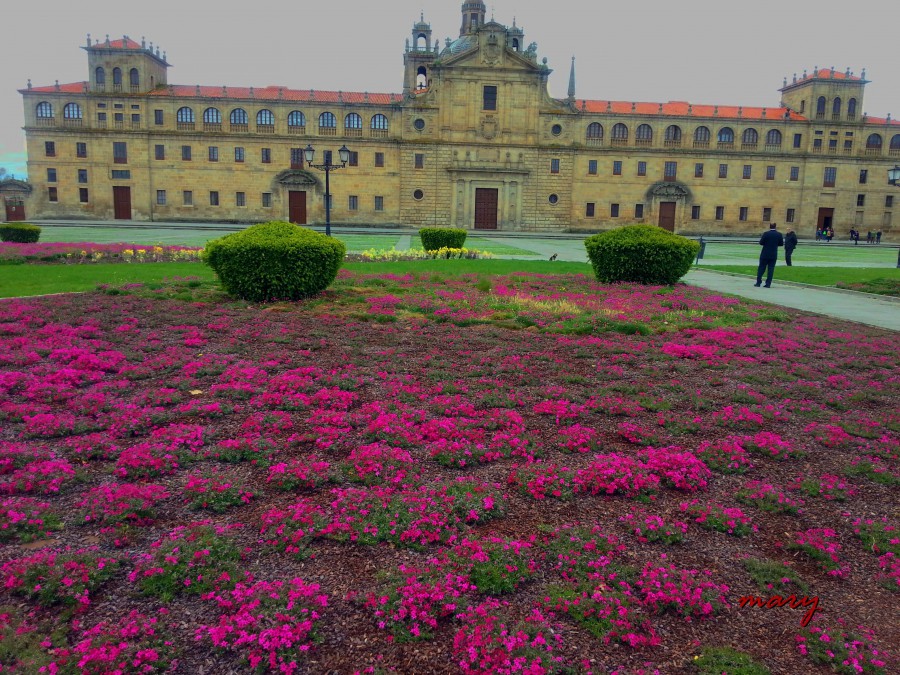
[414,118,426,131]
[413,189,424,200]
[551,123,562,136]
[548,194,559,204]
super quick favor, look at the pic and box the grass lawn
[703,264,900,288]
[698,242,896,267]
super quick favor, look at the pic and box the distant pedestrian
[851,228,859,245]
[755,222,784,288]
[876,230,882,244]
[827,227,834,242]
[784,228,798,266]
[867,231,874,244]
[815,227,822,241]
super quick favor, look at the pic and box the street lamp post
[303,144,351,237]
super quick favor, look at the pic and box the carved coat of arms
[481,116,497,140]
[483,34,502,65]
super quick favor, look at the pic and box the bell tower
[403,13,437,96]
[460,1,487,36]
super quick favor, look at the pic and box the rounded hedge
[202,221,346,302]
[0,223,41,243]
[419,227,467,251]
[584,225,700,285]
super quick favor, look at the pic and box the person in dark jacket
[784,228,798,266]
[755,222,784,287]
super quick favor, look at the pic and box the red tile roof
[89,37,144,50]
[579,99,806,121]
[147,84,404,104]
[864,116,900,127]
[796,68,862,82]
[24,82,88,94]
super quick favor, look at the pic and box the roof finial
[783,76,787,88]
[27,79,32,90]
[830,66,835,78]
[861,67,866,79]
[421,10,424,22]
[802,69,807,79]
[195,84,201,96]
[54,80,60,91]
[813,64,818,76]
[567,56,576,100]
[141,36,146,49]
[86,33,91,48]
[162,51,166,61]
[845,66,850,77]
[249,86,254,97]
[105,34,110,46]
[222,85,227,97]
[792,72,797,83]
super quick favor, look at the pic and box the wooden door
[474,188,498,229]
[112,186,131,220]
[817,207,834,230]
[289,191,307,224]
[658,201,676,232]
[4,198,25,222]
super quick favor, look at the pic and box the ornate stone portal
[273,169,319,190]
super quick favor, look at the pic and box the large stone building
[12,1,900,237]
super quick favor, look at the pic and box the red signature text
[738,594,821,627]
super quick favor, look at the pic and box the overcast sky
[2,0,898,179]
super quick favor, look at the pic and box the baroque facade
[13,1,900,237]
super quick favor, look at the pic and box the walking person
[876,230,882,244]
[755,222,784,288]
[784,228,798,266]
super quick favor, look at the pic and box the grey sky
[2,0,897,178]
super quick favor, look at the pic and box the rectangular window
[742,165,752,179]
[483,85,497,111]
[290,148,304,168]
[786,208,796,223]
[857,194,866,207]
[691,205,701,220]
[45,141,56,157]
[664,161,677,181]
[208,146,219,162]
[828,139,838,151]
[77,169,88,184]
[694,163,704,178]
[635,203,644,218]
[715,206,725,220]
[97,112,107,124]
[859,169,868,184]
[182,145,191,161]
[236,192,246,207]
[739,207,749,221]
[323,150,333,165]
[550,158,560,174]
[261,148,271,164]
[637,161,647,177]
[349,195,359,211]
[416,153,425,169]
[209,191,219,206]
[47,168,57,183]
[155,144,165,160]
[588,159,597,175]
[76,142,87,158]
[844,140,853,151]
[232,147,244,163]
[79,188,89,203]
[349,151,358,167]
[813,138,822,150]
[610,203,620,218]
[613,160,622,176]
[793,133,802,148]
[183,190,193,206]
[131,114,140,125]
[48,187,58,202]
[886,195,894,208]
[114,113,124,123]
[110,170,130,179]
[262,193,272,208]
[154,110,164,125]
[586,202,595,217]
[766,166,776,181]
[375,196,384,211]
[156,190,166,205]
[824,167,836,188]
[763,207,772,221]
[790,166,800,181]
[718,164,728,178]
[375,152,385,167]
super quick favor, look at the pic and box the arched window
[112,68,122,85]
[848,98,857,118]
[694,126,711,142]
[319,112,336,128]
[371,114,389,130]
[832,97,841,116]
[512,38,519,50]
[345,113,362,129]
[416,66,427,90]
[176,107,195,123]
[611,123,629,140]
[866,133,883,149]
[36,101,53,118]
[63,103,83,119]
[891,134,900,150]
[636,124,653,141]
[129,68,139,87]
[717,127,734,143]
[816,96,826,115]
[95,67,105,86]
[203,107,221,123]
[664,125,682,141]
[586,122,603,139]
[230,108,248,124]
[256,109,274,126]
[765,129,782,146]
[742,128,759,145]
[288,111,306,127]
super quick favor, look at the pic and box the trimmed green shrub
[202,221,345,302]
[584,225,699,285]
[0,223,41,243]
[419,227,467,251]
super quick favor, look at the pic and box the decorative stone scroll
[274,169,319,189]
